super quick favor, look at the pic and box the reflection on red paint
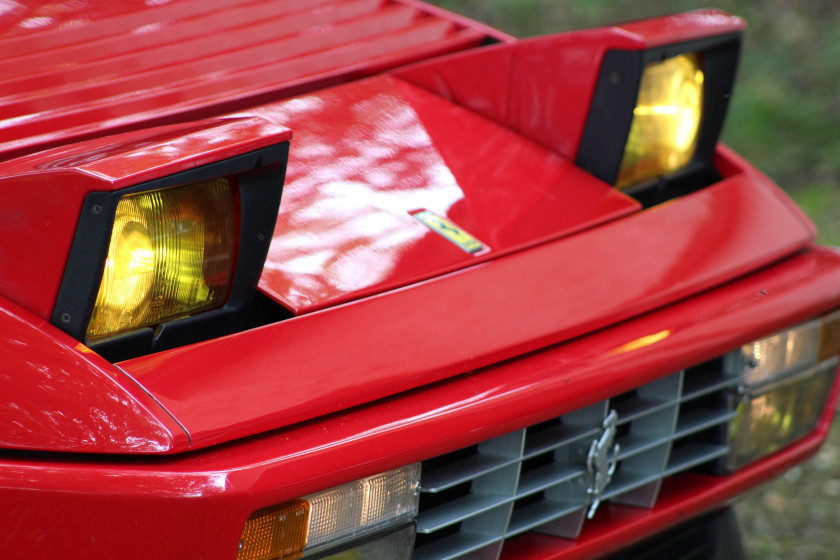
[254,76,637,313]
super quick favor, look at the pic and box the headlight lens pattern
[87,178,236,339]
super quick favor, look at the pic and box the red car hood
[255,75,638,314]
[0,6,812,454]
[115,76,815,452]
[0,0,497,161]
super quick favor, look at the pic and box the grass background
[427,2,839,557]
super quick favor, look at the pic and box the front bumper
[2,245,839,559]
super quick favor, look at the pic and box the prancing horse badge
[585,409,620,519]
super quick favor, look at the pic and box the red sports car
[0,2,837,559]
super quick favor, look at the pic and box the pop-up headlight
[576,30,741,203]
[727,310,840,469]
[52,138,289,361]
[615,53,704,188]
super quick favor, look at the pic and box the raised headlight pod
[238,464,420,560]
[53,142,288,361]
[576,31,740,204]
[727,310,840,469]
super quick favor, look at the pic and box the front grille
[413,354,740,560]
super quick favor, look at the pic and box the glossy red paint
[253,75,637,313]
[616,9,744,47]
[0,4,834,559]
[0,115,291,322]
[0,0,490,161]
[0,295,186,453]
[395,0,516,44]
[119,148,814,452]
[1,245,838,559]
[394,10,744,161]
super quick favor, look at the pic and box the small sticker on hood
[411,210,486,254]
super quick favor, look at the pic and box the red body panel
[0,296,186,453]
[0,3,835,560]
[254,75,638,313]
[0,0,493,161]
[2,245,839,559]
[119,147,814,452]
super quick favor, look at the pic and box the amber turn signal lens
[86,178,236,339]
[238,500,311,560]
[616,53,704,188]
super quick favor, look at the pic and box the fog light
[727,310,840,469]
[741,319,822,388]
[729,358,837,469]
[819,309,840,361]
[238,464,420,560]
[238,500,310,560]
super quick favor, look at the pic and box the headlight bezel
[575,32,741,203]
[52,142,288,361]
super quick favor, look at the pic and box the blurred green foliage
[738,417,840,559]
[429,1,840,245]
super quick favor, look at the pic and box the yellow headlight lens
[87,178,236,339]
[616,53,704,189]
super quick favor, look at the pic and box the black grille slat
[412,531,501,560]
[523,422,600,458]
[675,408,738,438]
[665,442,730,475]
[507,500,585,537]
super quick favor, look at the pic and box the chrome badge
[585,409,620,519]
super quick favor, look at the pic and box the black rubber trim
[575,49,645,186]
[575,33,742,201]
[51,142,289,362]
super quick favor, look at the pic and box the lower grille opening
[413,353,740,560]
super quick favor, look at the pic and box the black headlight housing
[49,127,288,362]
[576,33,741,206]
